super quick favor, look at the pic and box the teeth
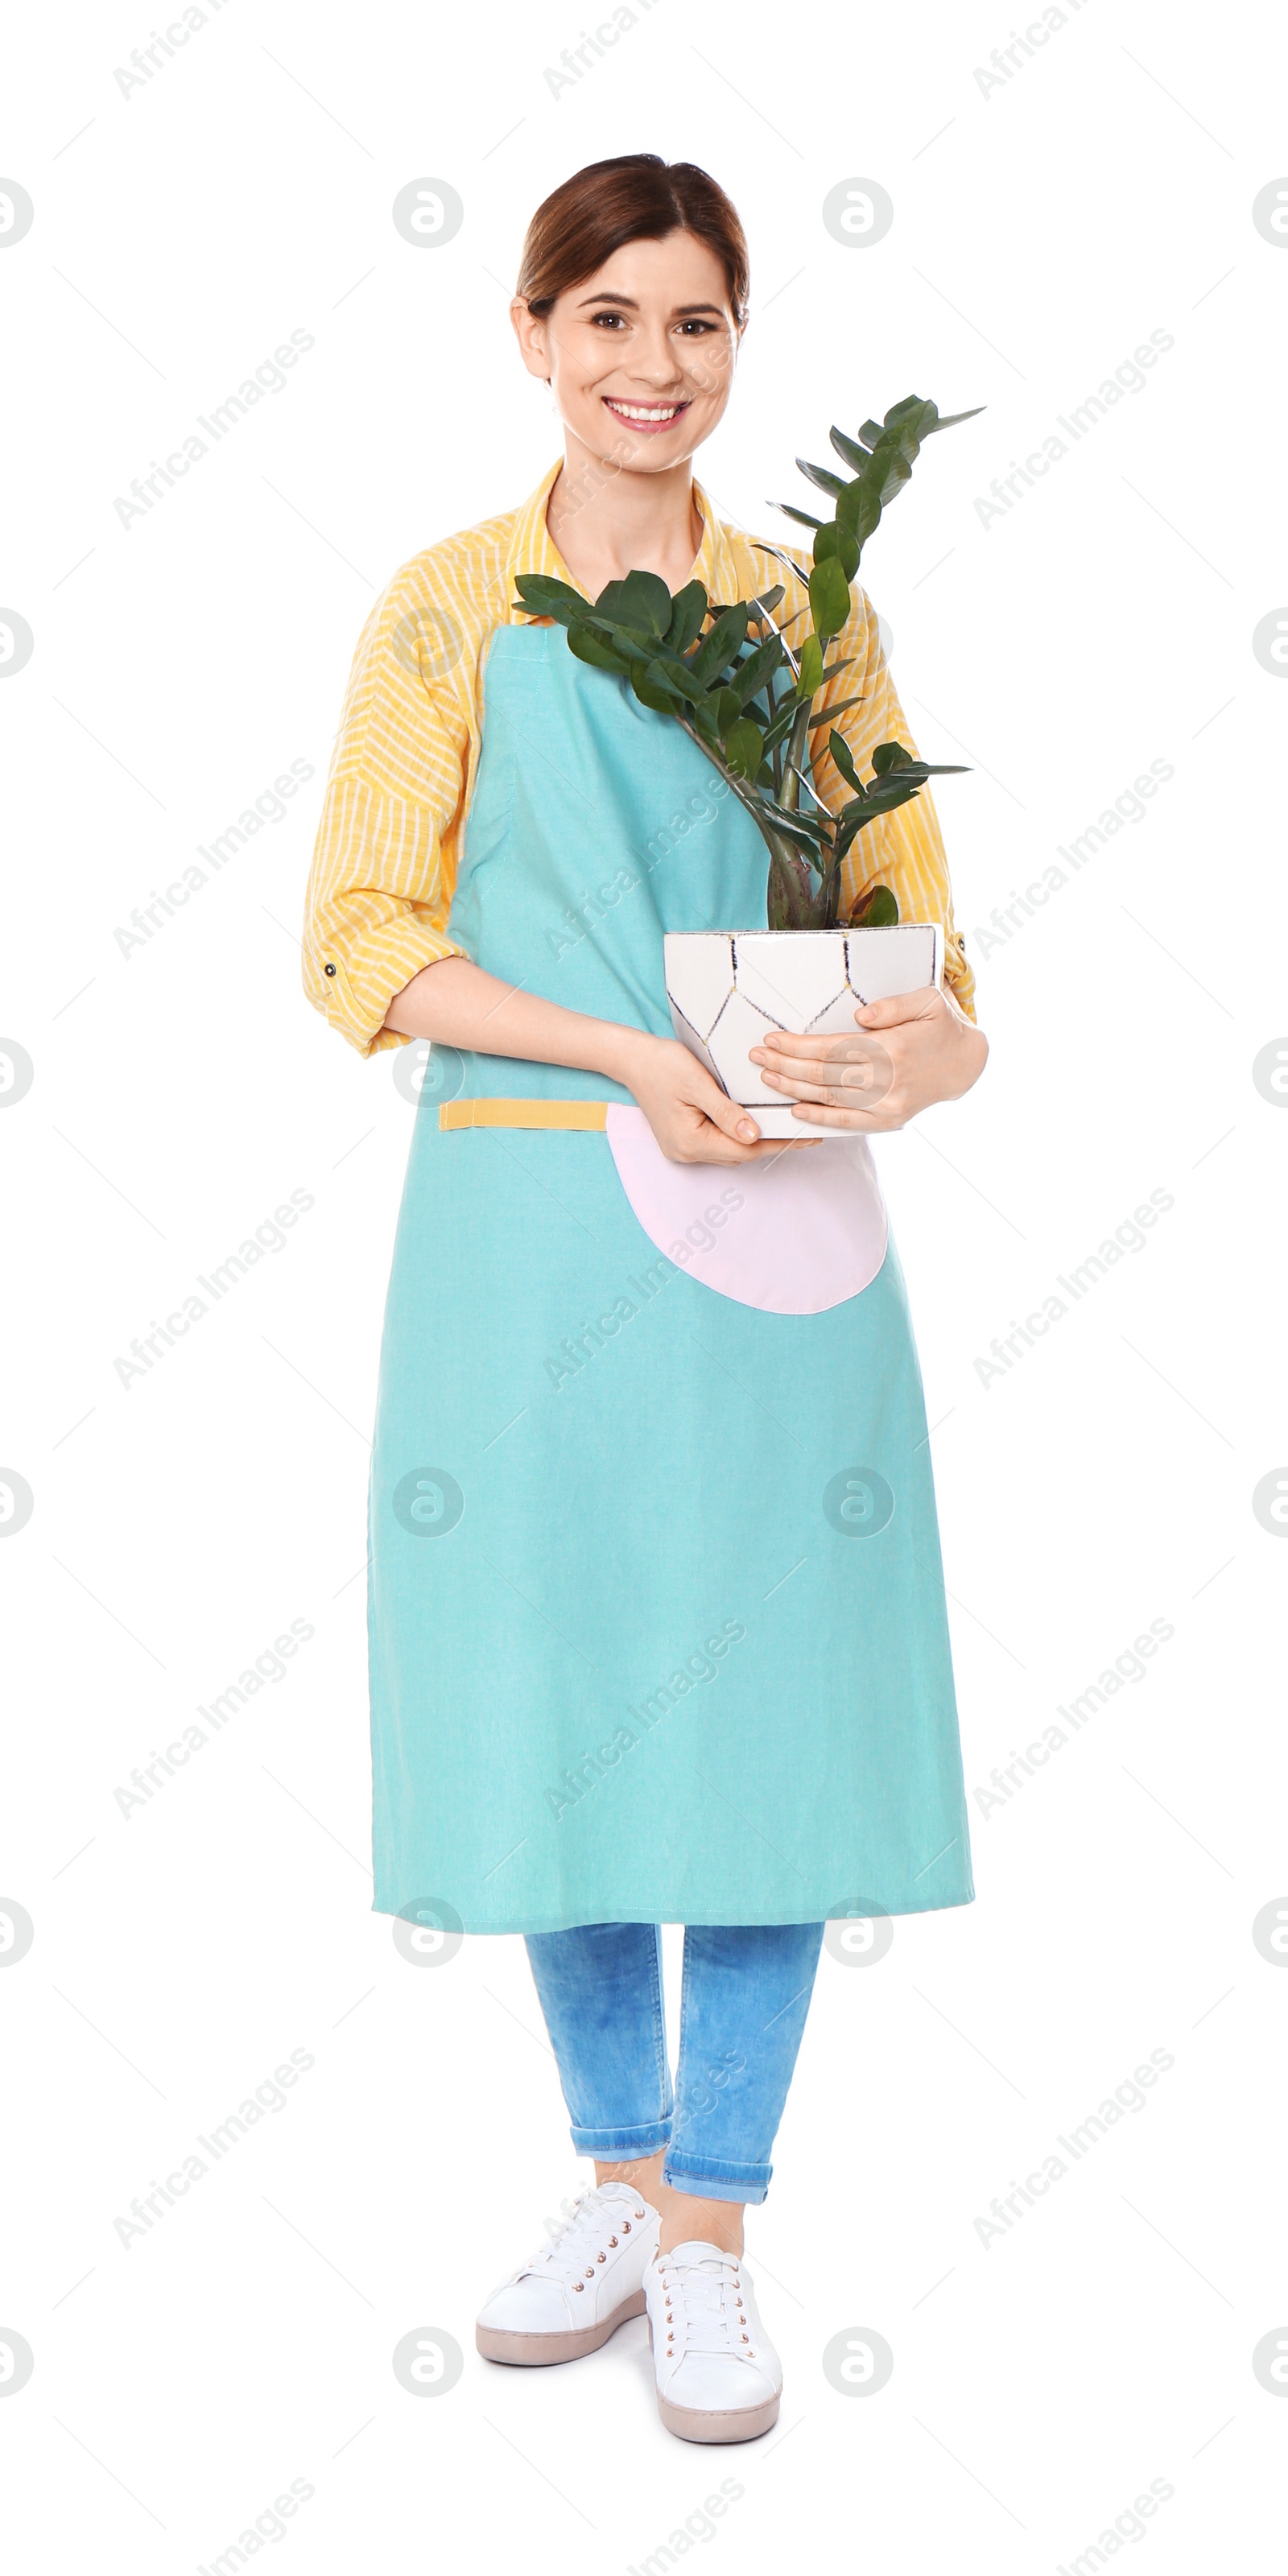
[606,401,682,421]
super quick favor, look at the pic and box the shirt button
[324,962,336,976]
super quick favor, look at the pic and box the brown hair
[516,155,749,326]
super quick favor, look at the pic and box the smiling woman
[510,157,748,594]
[302,151,985,2451]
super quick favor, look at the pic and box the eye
[678,318,719,336]
[588,310,627,328]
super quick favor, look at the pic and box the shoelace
[654,2251,758,2363]
[518,2190,647,2294]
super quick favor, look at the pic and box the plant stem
[778,701,811,814]
[675,713,823,928]
[764,833,816,929]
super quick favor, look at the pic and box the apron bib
[368,625,973,1934]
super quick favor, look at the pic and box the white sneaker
[644,2240,782,2442]
[476,2182,660,2365]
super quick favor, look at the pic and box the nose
[607,316,686,388]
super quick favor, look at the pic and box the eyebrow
[575,291,727,317]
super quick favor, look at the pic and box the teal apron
[368,624,974,1934]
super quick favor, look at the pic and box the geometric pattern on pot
[733,933,852,1029]
[663,925,942,1122]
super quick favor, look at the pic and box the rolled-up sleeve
[303,570,475,1057]
[811,586,976,1022]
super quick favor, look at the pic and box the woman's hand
[748,988,988,1132]
[619,1033,823,1166]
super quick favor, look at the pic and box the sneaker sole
[655,2387,782,2443]
[476,2288,646,2367]
[646,2313,782,2442]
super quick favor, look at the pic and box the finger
[758,1058,890,1096]
[770,1077,848,1108]
[791,1098,900,1130]
[731,1137,823,1157]
[853,989,939,1029]
[756,1032,844,1060]
[755,1032,896,1078]
[669,1117,751,1164]
[761,1063,896,1119]
[756,1030,891,1063]
[701,1090,765,1148]
[674,1128,820,1162]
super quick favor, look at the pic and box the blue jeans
[524,1921,824,2205]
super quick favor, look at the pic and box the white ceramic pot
[663,924,942,1138]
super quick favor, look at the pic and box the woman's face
[512,229,741,472]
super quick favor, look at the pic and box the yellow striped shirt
[302,458,976,1055]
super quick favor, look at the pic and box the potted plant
[514,394,980,1136]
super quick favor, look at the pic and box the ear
[510,297,551,382]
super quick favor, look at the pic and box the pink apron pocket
[604,1104,888,1315]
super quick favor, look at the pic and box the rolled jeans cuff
[570,2117,672,2157]
[662,2149,772,2206]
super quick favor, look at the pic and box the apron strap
[439,1099,609,1132]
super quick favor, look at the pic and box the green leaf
[642,650,706,707]
[630,666,684,716]
[762,700,804,755]
[808,555,852,643]
[828,427,874,471]
[846,777,931,819]
[758,797,830,847]
[634,653,687,701]
[882,394,938,446]
[724,717,765,779]
[923,405,985,434]
[691,602,750,686]
[586,620,713,697]
[594,568,673,638]
[849,882,899,927]
[864,785,921,819]
[567,625,630,673]
[857,419,884,449]
[836,477,883,550]
[712,685,743,735]
[749,586,786,619]
[513,572,588,626]
[871,737,969,778]
[731,637,784,709]
[815,524,860,585]
[584,616,679,664]
[770,502,826,530]
[795,635,824,700]
[665,580,709,654]
[805,691,865,728]
[873,443,914,505]
[795,457,849,501]
[827,728,863,794]
[870,739,916,775]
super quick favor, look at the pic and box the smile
[601,397,691,434]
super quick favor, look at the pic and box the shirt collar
[505,457,742,613]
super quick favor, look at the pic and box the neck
[546,431,703,598]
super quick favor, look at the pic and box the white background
[2,1,1287,2568]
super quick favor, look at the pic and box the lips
[601,397,691,434]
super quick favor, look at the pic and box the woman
[303,153,987,2446]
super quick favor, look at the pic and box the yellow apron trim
[439,1098,609,1132]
